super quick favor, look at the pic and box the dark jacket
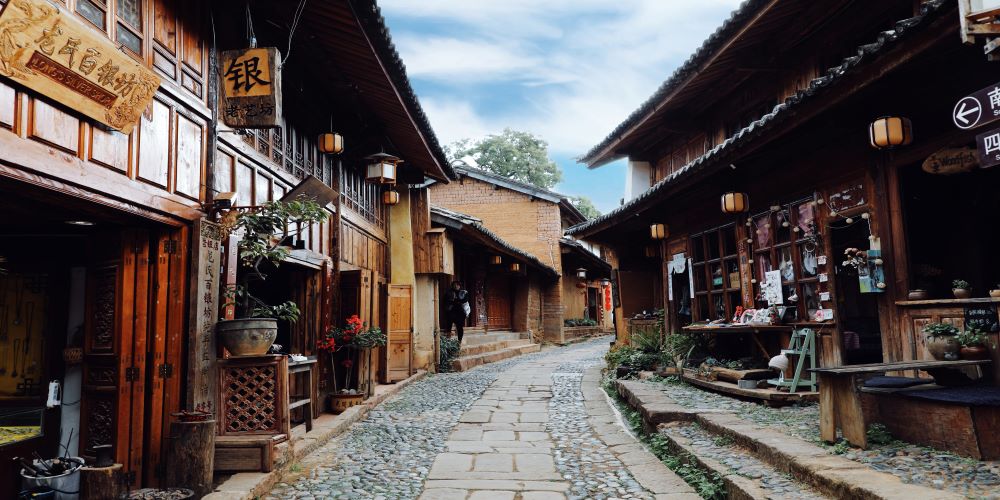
[445,289,469,317]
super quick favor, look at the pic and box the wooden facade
[571,1,1000,382]
[0,0,453,490]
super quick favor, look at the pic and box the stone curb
[204,369,430,500]
[581,367,700,499]
[614,379,964,500]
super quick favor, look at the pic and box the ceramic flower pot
[960,345,991,360]
[953,288,972,299]
[330,393,363,414]
[907,290,929,301]
[926,336,960,361]
[216,318,278,356]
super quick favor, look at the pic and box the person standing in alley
[444,280,470,343]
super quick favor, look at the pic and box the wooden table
[288,357,317,432]
[811,359,992,448]
[683,324,793,359]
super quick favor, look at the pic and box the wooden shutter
[385,285,412,383]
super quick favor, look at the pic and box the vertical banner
[187,220,223,413]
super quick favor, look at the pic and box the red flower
[341,359,354,368]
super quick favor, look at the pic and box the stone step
[451,343,541,372]
[614,379,964,500]
[459,331,524,346]
[658,421,831,500]
[458,339,532,357]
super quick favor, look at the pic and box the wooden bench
[811,359,992,449]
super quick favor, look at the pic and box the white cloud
[381,0,743,209]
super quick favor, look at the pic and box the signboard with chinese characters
[964,303,999,333]
[953,82,1000,130]
[186,220,223,414]
[0,0,160,134]
[220,47,282,128]
[976,127,1000,169]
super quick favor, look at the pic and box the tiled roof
[568,0,950,237]
[430,205,561,278]
[352,1,456,180]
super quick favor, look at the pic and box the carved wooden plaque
[219,47,282,128]
[187,219,223,414]
[0,0,160,133]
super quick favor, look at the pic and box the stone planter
[953,288,972,299]
[216,318,278,356]
[926,336,960,360]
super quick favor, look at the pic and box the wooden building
[569,0,1000,381]
[0,0,454,491]
[429,166,612,343]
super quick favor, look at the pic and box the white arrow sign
[954,96,983,129]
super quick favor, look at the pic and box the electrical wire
[281,0,309,68]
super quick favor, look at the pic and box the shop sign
[976,127,1000,169]
[188,220,223,414]
[921,147,979,175]
[964,303,999,333]
[220,47,282,128]
[953,82,1000,130]
[0,0,160,134]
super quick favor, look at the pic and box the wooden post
[165,420,216,497]
[80,464,125,500]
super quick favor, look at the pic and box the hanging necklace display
[802,243,818,276]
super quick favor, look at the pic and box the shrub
[438,336,461,372]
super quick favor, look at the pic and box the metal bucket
[20,457,83,500]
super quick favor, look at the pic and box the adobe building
[429,166,611,343]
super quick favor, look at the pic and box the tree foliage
[448,128,562,189]
[568,196,601,219]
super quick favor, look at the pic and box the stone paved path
[267,337,693,500]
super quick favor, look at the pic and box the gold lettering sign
[220,47,282,128]
[0,0,160,134]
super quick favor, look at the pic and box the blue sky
[380,0,744,213]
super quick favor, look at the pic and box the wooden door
[143,229,188,486]
[81,229,150,486]
[385,285,412,383]
[487,277,512,330]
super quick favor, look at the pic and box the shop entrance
[0,180,187,490]
[831,221,882,365]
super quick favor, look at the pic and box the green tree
[568,196,601,219]
[448,128,563,189]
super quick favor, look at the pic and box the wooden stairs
[450,331,540,371]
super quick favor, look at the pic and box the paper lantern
[366,152,401,184]
[490,255,503,265]
[576,268,587,279]
[649,223,668,240]
[382,189,400,205]
[869,116,912,149]
[721,192,749,214]
[318,133,343,154]
[509,263,522,273]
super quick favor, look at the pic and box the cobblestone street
[266,337,693,500]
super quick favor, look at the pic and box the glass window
[690,224,742,322]
[116,0,141,29]
[77,0,107,29]
[751,197,823,320]
[115,0,143,55]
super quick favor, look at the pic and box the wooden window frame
[690,223,742,322]
[750,197,822,322]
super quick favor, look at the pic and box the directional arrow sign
[954,82,1000,130]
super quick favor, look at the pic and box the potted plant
[217,200,327,356]
[990,284,1000,299]
[952,279,972,299]
[922,322,960,360]
[317,315,386,412]
[956,327,994,360]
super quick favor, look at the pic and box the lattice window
[115,0,142,54]
[691,224,742,322]
[221,364,279,434]
[340,164,386,229]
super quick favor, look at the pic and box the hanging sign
[0,0,160,134]
[975,127,1000,169]
[953,82,1000,130]
[220,47,282,128]
[921,147,979,175]
[964,303,1000,333]
[187,220,223,414]
[763,270,783,305]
